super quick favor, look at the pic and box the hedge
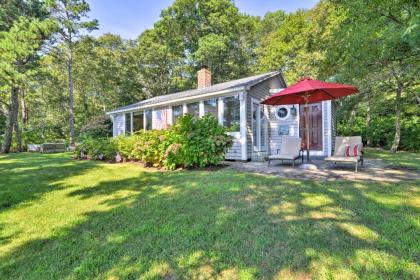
[74,114,233,169]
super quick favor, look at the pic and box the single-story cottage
[107,67,336,161]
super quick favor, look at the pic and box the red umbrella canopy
[262,77,358,105]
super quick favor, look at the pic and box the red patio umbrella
[262,77,358,162]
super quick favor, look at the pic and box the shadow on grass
[0,153,97,210]
[0,155,419,279]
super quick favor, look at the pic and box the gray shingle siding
[247,75,286,159]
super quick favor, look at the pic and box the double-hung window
[187,102,200,118]
[203,98,218,118]
[145,110,153,130]
[133,111,144,132]
[223,95,240,132]
[125,113,132,135]
[172,105,183,124]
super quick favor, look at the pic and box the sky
[86,0,319,39]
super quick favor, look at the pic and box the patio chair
[325,136,364,172]
[268,137,303,167]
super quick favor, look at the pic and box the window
[125,113,132,135]
[172,105,183,124]
[145,110,152,130]
[204,98,218,118]
[275,106,289,120]
[187,102,199,118]
[223,95,240,132]
[133,111,144,132]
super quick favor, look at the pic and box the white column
[199,100,205,117]
[327,101,332,156]
[143,110,147,131]
[167,106,173,125]
[218,97,224,125]
[130,112,133,134]
[122,113,126,135]
[183,103,188,114]
[240,92,248,160]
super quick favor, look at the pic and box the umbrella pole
[304,95,310,162]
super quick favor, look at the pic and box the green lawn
[0,153,419,279]
[364,148,420,169]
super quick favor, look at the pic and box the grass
[364,147,420,169]
[0,152,419,279]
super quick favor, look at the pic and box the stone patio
[224,158,420,183]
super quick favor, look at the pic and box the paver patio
[225,158,420,183]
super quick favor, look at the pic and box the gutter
[106,86,246,115]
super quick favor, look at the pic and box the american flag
[153,109,168,130]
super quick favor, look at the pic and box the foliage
[166,114,233,169]
[74,137,117,161]
[1,0,419,152]
[0,152,419,279]
[113,115,233,169]
[79,115,112,139]
[338,114,420,152]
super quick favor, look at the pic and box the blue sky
[86,0,319,39]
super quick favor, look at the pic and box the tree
[135,0,259,97]
[0,17,55,152]
[48,0,97,146]
[330,0,419,151]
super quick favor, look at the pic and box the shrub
[74,137,117,161]
[338,114,420,152]
[79,115,112,139]
[111,114,233,169]
[165,114,233,169]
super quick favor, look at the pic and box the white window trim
[240,92,247,160]
[275,106,290,121]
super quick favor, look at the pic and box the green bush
[79,115,113,139]
[165,114,233,169]
[74,137,117,161]
[112,114,233,169]
[338,114,420,152]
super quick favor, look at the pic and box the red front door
[300,103,323,151]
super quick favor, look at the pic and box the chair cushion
[334,136,362,156]
[269,154,298,160]
[278,137,301,158]
[325,156,358,162]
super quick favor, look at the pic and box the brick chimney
[197,65,211,89]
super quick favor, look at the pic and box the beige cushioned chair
[325,136,364,172]
[268,137,302,167]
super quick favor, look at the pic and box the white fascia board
[106,86,246,115]
[269,88,285,94]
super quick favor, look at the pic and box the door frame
[251,98,268,153]
[299,101,325,156]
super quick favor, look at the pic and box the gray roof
[108,71,280,114]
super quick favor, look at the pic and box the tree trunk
[14,118,22,152]
[68,56,75,146]
[21,88,28,124]
[1,87,19,153]
[390,86,402,152]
